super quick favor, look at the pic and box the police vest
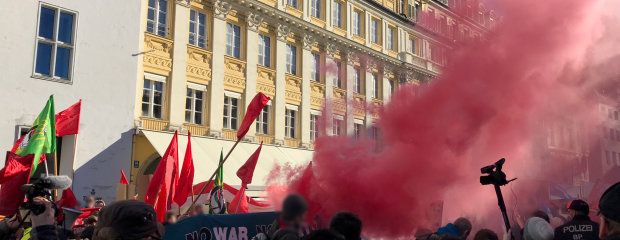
[554,216,600,240]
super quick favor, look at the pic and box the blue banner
[163,212,279,240]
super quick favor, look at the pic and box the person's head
[281,194,308,228]
[164,211,177,225]
[84,215,98,226]
[272,228,300,240]
[473,229,498,240]
[598,182,620,239]
[93,200,164,240]
[454,217,472,239]
[193,205,203,215]
[303,229,345,240]
[85,196,96,208]
[567,200,589,218]
[532,210,550,223]
[523,217,554,240]
[329,211,362,240]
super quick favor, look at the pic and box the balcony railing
[141,118,169,131]
[184,124,208,136]
[256,134,275,144]
[285,138,300,148]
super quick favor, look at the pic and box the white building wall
[0,0,141,203]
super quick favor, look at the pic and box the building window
[310,53,320,82]
[370,19,380,44]
[223,95,239,130]
[606,150,611,165]
[34,5,76,80]
[387,27,395,50]
[610,128,615,141]
[616,129,620,141]
[258,34,271,67]
[334,61,343,88]
[256,105,270,134]
[353,11,362,36]
[408,1,417,19]
[142,79,165,119]
[615,111,619,120]
[614,152,618,163]
[147,0,168,37]
[310,114,319,141]
[189,9,207,48]
[354,122,364,139]
[609,109,613,119]
[287,0,298,8]
[311,0,321,18]
[409,37,416,55]
[353,68,361,93]
[226,23,241,58]
[333,116,344,136]
[389,79,395,94]
[333,2,342,28]
[285,108,297,138]
[371,73,379,99]
[369,126,378,140]
[286,44,297,75]
[185,88,204,125]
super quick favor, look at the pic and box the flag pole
[234,186,246,214]
[185,138,241,215]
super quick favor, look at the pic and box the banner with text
[163,212,279,240]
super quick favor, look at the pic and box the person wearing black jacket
[554,200,599,240]
[598,182,620,240]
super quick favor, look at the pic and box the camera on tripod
[480,158,515,186]
[20,175,72,216]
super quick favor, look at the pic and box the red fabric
[73,207,101,227]
[56,188,79,222]
[144,131,179,222]
[237,143,262,186]
[10,134,25,153]
[228,185,249,214]
[190,181,270,208]
[174,132,195,206]
[237,93,271,140]
[119,169,129,184]
[154,184,168,222]
[0,152,34,215]
[55,100,81,137]
[295,162,325,224]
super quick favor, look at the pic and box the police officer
[598,182,620,240]
[554,200,600,240]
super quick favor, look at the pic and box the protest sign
[164,212,278,240]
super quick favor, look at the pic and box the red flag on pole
[57,188,79,208]
[55,100,81,137]
[144,131,179,222]
[237,93,270,140]
[228,185,249,214]
[236,143,262,186]
[0,152,34,215]
[120,169,129,185]
[174,132,195,206]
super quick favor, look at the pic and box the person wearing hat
[553,199,599,240]
[92,200,164,240]
[598,182,620,240]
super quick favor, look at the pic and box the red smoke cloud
[269,0,620,238]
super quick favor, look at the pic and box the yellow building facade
[129,0,494,195]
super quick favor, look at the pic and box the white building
[0,0,142,202]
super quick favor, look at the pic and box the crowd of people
[0,182,617,240]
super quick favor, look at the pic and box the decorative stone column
[168,1,191,132]
[243,12,263,142]
[208,0,232,138]
[365,12,371,47]
[325,0,333,30]
[345,51,356,135]
[346,2,353,39]
[274,24,290,145]
[300,34,314,148]
[324,43,337,134]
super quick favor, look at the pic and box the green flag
[15,96,56,175]
[209,150,226,214]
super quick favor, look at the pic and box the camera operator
[28,196,60,240]
[553,200,599,240]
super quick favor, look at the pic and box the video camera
[480,158,515,186]
[20,175,72,216]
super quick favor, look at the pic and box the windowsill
[353,35,365,44]
[310,17,326,28]
[145,31,172,41]
[371,42,383,52]
[333,26,346,36]
[286,6,303,18]
[31,74,72,85]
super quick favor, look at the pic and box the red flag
[237,93,270,140]
[174,132,195,206]
[144,131,179,222]
[55,100,81,137]
[228,185,249,214]
[236,143,262,186]
[73,207,101,227]
[120,169,129,184]
[0,152,34,215]
[56,188,79,222]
